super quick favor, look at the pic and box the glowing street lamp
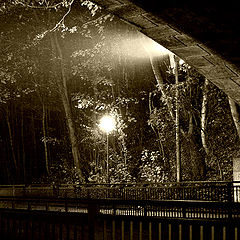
[99,115,116,134]
[99,115,116,182]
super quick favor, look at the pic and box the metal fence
[0,181,239,202]
[1,195,240,220]
[1,182,240,239]
[0,196,240,240]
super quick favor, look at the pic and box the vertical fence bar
[65,201,68,212]
[235,227,238,240]
[223,226,226,240]
[112,220,115,240]
[52,224,56,240]
[28,201,31,210]
[121,220,124,240]
[168,224,171,240]
[104,220,107,240]
[59,223,63,240]
[130,221,133,240]
[24,218,29,240]
[200,226,203,240]
[149,222,152,240]
[179,224,182,240]
[31,220,34,240]
[12,199,15,209]
[81,224,85,240]
[211,226,214,240]
[0,213,3,238]
[159,223,161,240]
[13,219,17,239]
[43,222,50,240]
[189,225,192,240]
[45,202,49,211]
[139,221,142,240]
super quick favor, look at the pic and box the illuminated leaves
[139,150,167,183]
[72,42,104,58]
[81,0,100,17]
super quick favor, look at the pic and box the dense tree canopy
[0,0,239,184]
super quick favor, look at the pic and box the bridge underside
[93,0,240,104]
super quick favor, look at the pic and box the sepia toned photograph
[0,1,239,239]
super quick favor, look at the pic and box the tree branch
[16,0,69,10]
[49,0,75,32]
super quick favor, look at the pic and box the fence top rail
[0,181,240,189]
[0,181,238,203]
[1,195,240,223]
[0,194,236,206]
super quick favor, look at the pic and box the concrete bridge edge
[92,0,240,104]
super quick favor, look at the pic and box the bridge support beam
[92,0,240,104]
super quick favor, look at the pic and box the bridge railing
[1,183,240,240]
[1,196,240,240]
[0,181,239,202]
[0,195,240,220]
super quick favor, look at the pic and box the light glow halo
[99,115,116,133]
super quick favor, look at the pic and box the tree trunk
[31,111,37,178]
[5,105,17,173]
[229,97,240,138]
[201,78,209,155]
[148,92,165,157]
[149,55,174,120]
[201,79,223,179]
[174,55,181,182]
[21,103,26,182]
[188,112,206,180]
[53,33,84,178]
[42,102,49,175]
[188,137,206,180]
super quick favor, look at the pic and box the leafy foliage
[0,0,239,185]
[139,150,169,183]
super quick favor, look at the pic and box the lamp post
[99,115,116,182]
[170,54,181,182]
[174,55,181,182]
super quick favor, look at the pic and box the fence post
[227,182,233,203]
[65,201,68,212]
[182,204,186,218]
[227,182,233,220]
[113,203,116,215]
[88,203,99,240]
